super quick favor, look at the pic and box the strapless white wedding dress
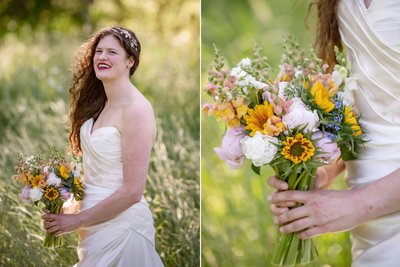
[74,118,164,267]
[338,0,400,266]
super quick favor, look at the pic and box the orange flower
[244,102,286,136]
[31,174,44,187]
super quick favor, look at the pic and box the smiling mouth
[97,63,111,70]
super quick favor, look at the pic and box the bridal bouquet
[14,148,84,248]
[203,37,366,266]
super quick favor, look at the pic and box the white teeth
[98,63,110,69]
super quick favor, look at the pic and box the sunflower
[44,187,60,201]
[281,133,315,164]
[344,106,363,136]
[243,102,286,136]
[310,81,335,112]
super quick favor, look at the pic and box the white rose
[241,132,278,167]
[46,172,62,186]
[282,98,319,132]
[29,188,43,202]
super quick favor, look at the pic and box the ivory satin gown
[74,118,164,267]
[338,0,400,266]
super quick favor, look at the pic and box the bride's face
[93,35,133,82]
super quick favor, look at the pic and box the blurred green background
[201,0,351,266]
[0,0,199,266]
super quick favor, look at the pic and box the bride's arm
[268,167,400,239]
[43,102,156,235]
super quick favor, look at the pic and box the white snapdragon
[230,66,246,78]
[240,132,278,167]
[238,57,251,68]
[282,98,319,132]
[338,77,358,107]
[332,66,348,86]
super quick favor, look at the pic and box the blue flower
[334,125,341,131]
[326,133,335,141]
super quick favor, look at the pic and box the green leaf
[251,164,261,175]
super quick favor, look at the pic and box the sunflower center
[289,142,305,157]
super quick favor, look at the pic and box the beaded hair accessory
[111,27,139,52]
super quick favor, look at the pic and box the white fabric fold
[338,1,400,266]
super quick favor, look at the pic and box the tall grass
[0,6,199,265]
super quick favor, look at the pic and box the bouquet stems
[43,201,64,248]
[271,167,318,266]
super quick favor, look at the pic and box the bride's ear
[127,57,134,68]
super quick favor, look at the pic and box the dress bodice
[80,118,123,190]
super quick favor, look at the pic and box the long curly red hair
[68,26,141,154]
[309,0,342,68]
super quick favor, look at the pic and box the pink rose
[312,131,340,163]
[282,97,319,132]
[19,185,31,202]
[60,188,72,201]
[214,126,245,169]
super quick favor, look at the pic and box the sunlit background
[0,0,199,266]
[201,0,351,266]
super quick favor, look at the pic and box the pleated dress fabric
[74,118,164,267]
[338,0,400,266]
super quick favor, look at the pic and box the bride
[42,26,164,266]
[267,0,400,266]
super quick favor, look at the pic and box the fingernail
[279,227,284,233]
[267,196,272,201]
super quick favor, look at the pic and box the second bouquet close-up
[202,37,366,266]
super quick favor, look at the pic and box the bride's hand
[267,188,363,239]
[42,209,82,236]
[267,166,334,216]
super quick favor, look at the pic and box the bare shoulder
[120,92,156,139]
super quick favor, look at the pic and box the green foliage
[202,0,351,266]
[0,0,199,266]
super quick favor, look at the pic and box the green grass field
[201,1,352,266]
[0,1,199,266]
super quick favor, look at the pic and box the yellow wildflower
[59,165,70,179]
[310,81,335,112]
[344,106,363,136]
[74,177,84,191]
